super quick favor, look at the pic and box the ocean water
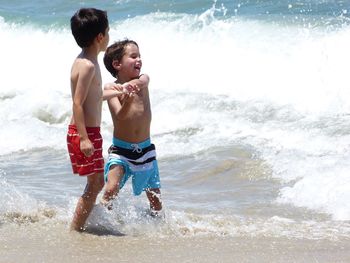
[1,0,350,261]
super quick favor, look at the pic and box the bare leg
[70,172,104,232]
[146,188,162,215]
[101,165,124,209]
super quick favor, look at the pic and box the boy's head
[104,39,140,79]
[70,8,109,48]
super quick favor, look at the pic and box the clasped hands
[104,82,140,95]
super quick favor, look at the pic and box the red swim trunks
[66,125,104,176]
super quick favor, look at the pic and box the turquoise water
[0,0,348,26]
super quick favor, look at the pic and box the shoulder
[81,58,96,73]
[73,57,96,76]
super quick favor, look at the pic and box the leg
[146,188,162,215]
[101,165,124,209]
[70,172,104,231]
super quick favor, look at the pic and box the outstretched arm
[103,81,141,100]
[102,83,124,101]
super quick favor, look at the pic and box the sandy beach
[1,222,350,263]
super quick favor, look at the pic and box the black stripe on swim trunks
[108,144,156,160]
[128,156,156,166]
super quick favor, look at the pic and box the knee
[104,179,120,199]
[83,176,104,199]
[95,176,105,192]
[91,177,104,194]
[106,165,124,190]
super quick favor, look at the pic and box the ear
[96,32,104,43]
[112,60,121,70]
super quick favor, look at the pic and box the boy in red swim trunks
[67,8,127,231]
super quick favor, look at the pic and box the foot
[149,209,164,219]
[100,199,113,210]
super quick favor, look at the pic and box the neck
[81,45,100,61]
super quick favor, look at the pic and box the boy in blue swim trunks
[102,39,162,216]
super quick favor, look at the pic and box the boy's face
[117,43,142,80]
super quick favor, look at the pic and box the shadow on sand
[84,224,126,237]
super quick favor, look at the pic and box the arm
[104,82,131,120]
[106,75,148,120]
[113,93,135,120]
[128,74,150,90]
[107,89,136,120]
[73,62,95,157]
[115,74,149,120]
[102,82,124,101]
[104,80,141,119]
[102,81,140,101]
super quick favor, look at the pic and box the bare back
[109,84,152,143]
[70,56,103,127]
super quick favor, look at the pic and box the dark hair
[70,8,109,48]
[104,39,139,78]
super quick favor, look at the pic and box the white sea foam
[0,172,47,217]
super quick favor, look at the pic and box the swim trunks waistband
[112,137,151,150]
[68,124,100,133]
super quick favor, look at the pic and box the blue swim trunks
[104,137,161,196]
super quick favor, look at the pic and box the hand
[104,82,123,91]
[80,138,94,157]
[122,82,139,94]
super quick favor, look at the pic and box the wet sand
[1,223,349,263]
